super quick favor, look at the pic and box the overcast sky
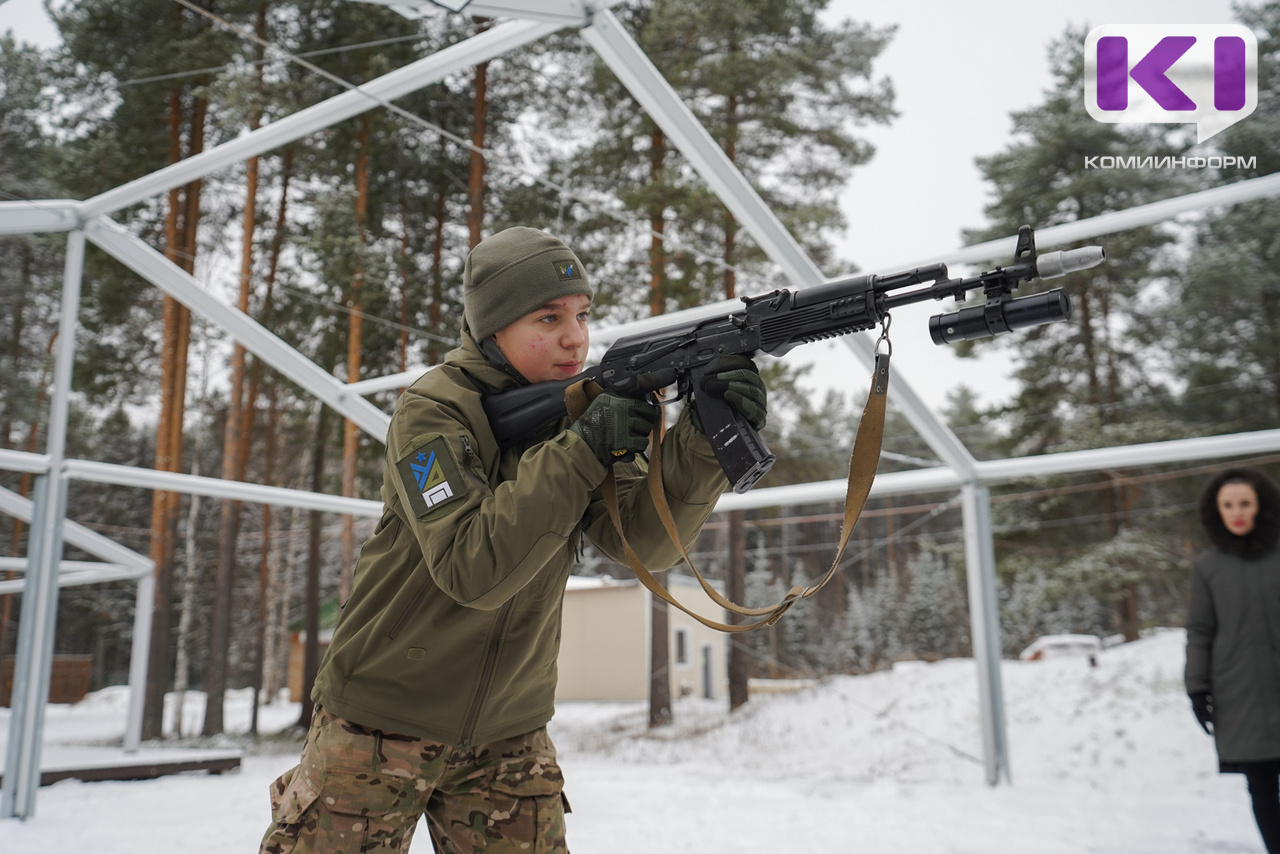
[821,0,1243,273]
[0,0,1257,413]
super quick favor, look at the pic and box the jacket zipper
[459,599,514,748]
[387,578,429,640]
[459,435,488,491]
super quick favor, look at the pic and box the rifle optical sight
[928,288,1070,345]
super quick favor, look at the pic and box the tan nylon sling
[565,348,891,634]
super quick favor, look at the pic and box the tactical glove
[693,355,768,433]
[570,392,658,467]
[1189,692,1214,735]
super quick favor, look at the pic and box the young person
[1186,467,1280,854]
[261,226,766,853]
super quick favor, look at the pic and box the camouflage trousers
[260,707,570,853]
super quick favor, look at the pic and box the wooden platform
[0,745,242,787]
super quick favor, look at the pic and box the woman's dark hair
[1198,467,1280,559]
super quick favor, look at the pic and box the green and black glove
[692,355,768,433]
[570,392,658,466]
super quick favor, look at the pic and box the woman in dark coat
[1185,467,1280,854]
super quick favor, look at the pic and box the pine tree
[647,0,895,294]
[1143,2,1280,433]
[47,0,251,739]
[964,26,1199,641]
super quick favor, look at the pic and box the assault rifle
[482,225,1105,494]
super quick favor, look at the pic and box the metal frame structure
[3,0,1280,818]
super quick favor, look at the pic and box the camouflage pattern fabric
[261,707,569,853]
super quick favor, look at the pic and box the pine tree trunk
[168,85,204,728]
[261,151,293,707]
[727,509,749,711]
[648,582,672,728]
[259,384,283,705]
[885,495,898,581]
[142,85,183,741]
[298,402,329,730]
[143,75,200,740]
[398,201,411,375]
[204,66,257,735]
[339,112,371,602]
[467,19,490,248]
[646,126,672,729]
[251,389,275,733]
[722,88,739,300]
[430,179,446,365]
[143,296,179,741]
[648,125,667,316]
[273,504,301,702]
[265,148,294,289]
[172,441,203,738]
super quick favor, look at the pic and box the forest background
[1,0,1278,740]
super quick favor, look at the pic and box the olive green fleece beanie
[463,227,593,342]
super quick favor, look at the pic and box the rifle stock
[484,369,599,450]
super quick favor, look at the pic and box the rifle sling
[565,353,889,634]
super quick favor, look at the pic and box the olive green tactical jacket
[312,332,729,746]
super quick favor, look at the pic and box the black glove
[1189,692,1214,735]
[692,355,768,433]
[570,392,658,467]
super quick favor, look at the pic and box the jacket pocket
[387,572,431,641]
[513,559,571,612]
[380,512,432,640]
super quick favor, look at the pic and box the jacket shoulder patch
[395,434,468,519]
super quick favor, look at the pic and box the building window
[674,627,690,665]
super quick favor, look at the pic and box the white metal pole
[84,217,391,441]
[0,229,86,819]
[124,572,155,753]
[962,482,1011,786]
[1,475,50,819]
[0,480,153,573]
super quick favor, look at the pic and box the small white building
[556,574,729,703]
[288,575,731,705]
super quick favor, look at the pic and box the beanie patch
[555,259,582,282]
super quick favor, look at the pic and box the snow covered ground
[0,628,1265,852]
